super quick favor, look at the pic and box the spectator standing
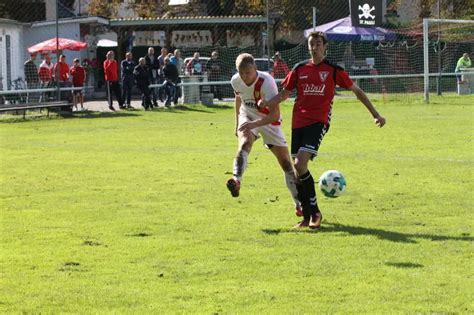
[24,53,40,102]
[144,47,160,107]
[38,54,54,85]
[162,57,180,107]
[187,52,206,96]
[53,55,72,104]
[455,53,472,83]
[69,58,86,111]
[157,47,169,102]
[133,57,152,110]
[206,51,223,100]
[170,49,185,75]
[38,54,54,101]
[272,52,290,79]
[24,53,40,87]
[121,52,136,109]
[186,52,205,75]
[53,55,70,82]
[103,50,124,111]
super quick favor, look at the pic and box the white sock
[233,150,249,182]
[284,170,300,208]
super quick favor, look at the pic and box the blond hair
[235,53,255,70]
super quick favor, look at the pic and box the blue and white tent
[304,16,397,42]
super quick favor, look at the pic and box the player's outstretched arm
[238,102,281,134]
[261,89,291,110]
[349,84,386,128]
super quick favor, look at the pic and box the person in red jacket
[53,55,73,104]
[52,55,70,82]
[38,54,54,101]
[70,58,86,111]
[272,52,290,79]
[38,54,54,85]
[103,50,123,111]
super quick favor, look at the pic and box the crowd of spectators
[22,47,301,111]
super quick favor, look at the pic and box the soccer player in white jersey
[226,53,302,216]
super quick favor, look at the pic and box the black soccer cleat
[226,178,240,197]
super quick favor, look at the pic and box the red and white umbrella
[27,37,88,54]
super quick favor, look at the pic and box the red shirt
[282,59,353,128]
[38,62,53,82]
[53,62,70,82]
[272,59,290,78]
[103,59,118,81]
[70,65,86,87]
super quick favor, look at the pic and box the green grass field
[1,94,473,313]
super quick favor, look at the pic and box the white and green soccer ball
[318,170,346,198]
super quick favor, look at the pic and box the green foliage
[88,0,121,18]
[1,95,473,313]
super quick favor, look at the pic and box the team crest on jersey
[319,71,329,82]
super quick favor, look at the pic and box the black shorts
[72,87,83,95]
[291,122,329,159]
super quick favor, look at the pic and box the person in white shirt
[226,53,302,216]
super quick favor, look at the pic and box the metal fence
[1,0,473,110]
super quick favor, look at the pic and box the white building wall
[25,22,82,65]
[0,22,25,90]
[45,0,57,21]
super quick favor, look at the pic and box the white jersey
[230,70,279,120]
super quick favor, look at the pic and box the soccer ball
[318,170,346,198]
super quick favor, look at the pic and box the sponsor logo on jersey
[244,101,258,109]
[319,71,329,82]
[303,83,326,95]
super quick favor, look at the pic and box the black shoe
[226,178,240,197]
[109,105,116,111]
[119,105,125,109]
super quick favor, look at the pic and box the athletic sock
[299,171,319,218]
[284,170,301,209]
[232,149,249,182]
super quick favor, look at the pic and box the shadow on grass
[262,222,473,244]
[0,103,232,122]
[0,110,140,123]
[384,262,424,268]
[72,111,140,119]
[148,104,233,114]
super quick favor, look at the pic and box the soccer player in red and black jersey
[264,31,386,229]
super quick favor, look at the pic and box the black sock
[296,181,309,220]
[299,171,319,217]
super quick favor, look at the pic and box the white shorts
[238,113,288,148]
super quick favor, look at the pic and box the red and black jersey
[282,59,353,129]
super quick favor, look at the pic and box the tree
[88,0,120,18]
